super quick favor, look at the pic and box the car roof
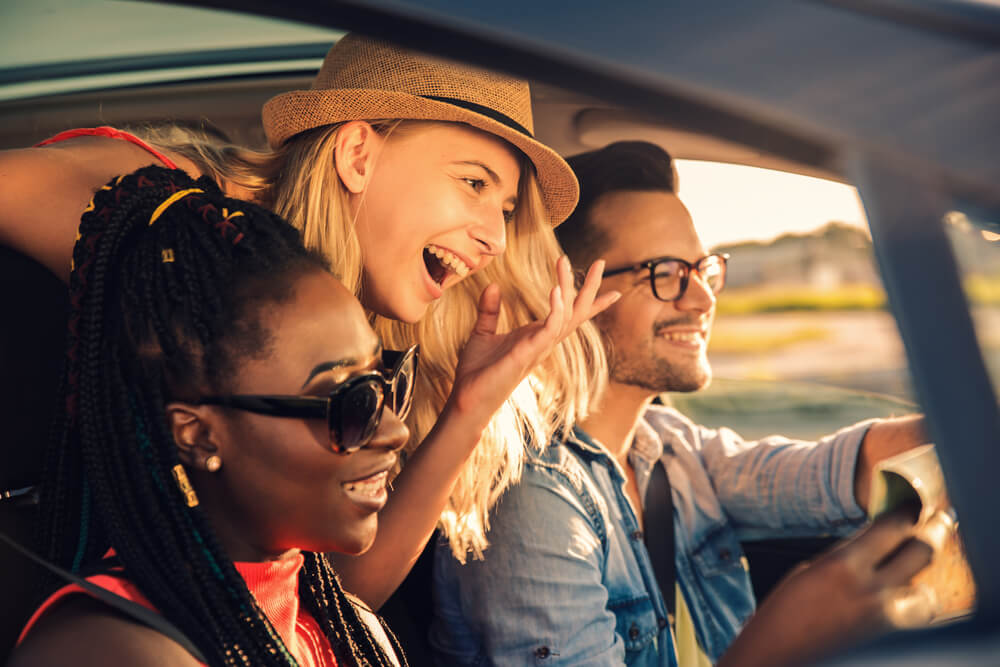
[4,0,996,204]
[8,0,998,198]
[217,0,998,212]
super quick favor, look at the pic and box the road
[709,310,912,398]
[709,307,1000,400]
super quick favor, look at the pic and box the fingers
[590,289,622,317]
[471,283,503,336]
[578,258,622,318]
[539,284,565,340]
[875,537,933,588]
[875,507,956,587]
[879,584,939,629]
[557,255,575,319]
[842,504,920,569]
[573,258,603,308]
[560,256,624,330]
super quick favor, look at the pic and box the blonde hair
[141,121,607,561]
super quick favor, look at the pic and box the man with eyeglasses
[430,141,935,666]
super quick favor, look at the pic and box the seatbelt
[0,530,207,664]
[644,459,676,618]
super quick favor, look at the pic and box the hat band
[421,95,532,137]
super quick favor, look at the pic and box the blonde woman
[0,35,615,609]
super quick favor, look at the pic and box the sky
[675,160,869,250]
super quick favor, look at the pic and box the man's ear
[334,120,383,194]
[165,402,220,469]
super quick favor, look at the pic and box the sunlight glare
[675,160,868,249]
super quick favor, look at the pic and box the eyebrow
[456,160,519,207]
[302,341,383,387]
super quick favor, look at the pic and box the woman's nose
[367,408,409,452]
[470,210,508,257]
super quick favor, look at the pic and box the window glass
[944,209,1000,390]
[669,161,915,439]
[0,0,342,70]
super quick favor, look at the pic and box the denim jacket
[430,406,872,666]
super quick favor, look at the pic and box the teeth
[661,331,701,343]
[426,244,471,278]
[343,471,387,498]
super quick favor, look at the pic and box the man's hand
[719,505,945,667]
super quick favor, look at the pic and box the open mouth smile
[656,328,708,350]
[341,470,390,511]
[423,243,472,287]
[659,331,704,343]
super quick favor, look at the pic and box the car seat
[0,246,68,660]
[378,530,438,665]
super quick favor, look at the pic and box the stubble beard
[597,309,714,393]
[605,319,712,393]
[609,349,711,393]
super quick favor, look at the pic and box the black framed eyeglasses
[195,344,419,454]
[602,253,729,302]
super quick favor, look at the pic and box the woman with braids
[0,34,616,609]
[8,165,456,665]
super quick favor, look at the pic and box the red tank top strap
[17,572,157,645]
[36,126,180,169]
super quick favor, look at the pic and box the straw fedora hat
[262,34,578,225]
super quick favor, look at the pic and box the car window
[1,0,341,67]
[666,162,914,439]
[0,0,341,101]
[944,209,1000,392]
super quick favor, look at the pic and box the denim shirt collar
[568,418,669,505]
[629,417,666,503]
[567,425,607,458]
[567,426,629,481]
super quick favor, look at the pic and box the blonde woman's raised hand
[447,256,620,424]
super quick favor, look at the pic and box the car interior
[1,1,997,664]
[0,56,848,657]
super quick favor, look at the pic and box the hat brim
[263,88,578,226]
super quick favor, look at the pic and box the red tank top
[18,552,338,667]
[36,127,180,169]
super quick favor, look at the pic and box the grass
[717,284,887,315]
[964,274,1000,305]
[666,378,916,441]
[716,275,1000,315]
[708,325,830,354]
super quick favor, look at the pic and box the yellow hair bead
[149,188,203,226]
[171,464,199,508]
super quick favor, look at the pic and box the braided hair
[39,166,405,666]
